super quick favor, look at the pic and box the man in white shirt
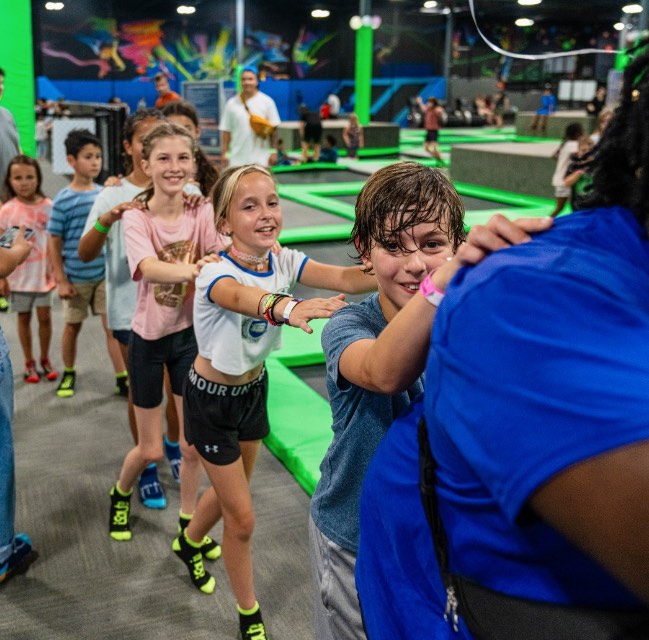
[327,93,341,119]
[219,66,280,167]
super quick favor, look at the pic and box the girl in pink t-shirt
[0,155,57,383]
[109,123,228,545]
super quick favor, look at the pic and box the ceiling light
[45,1,64,8]
[517,0,541,5]
[177,5,196,14]
[515,17,534,26]
[622,4,643,13]
[311,9,330,18]
[423,1,438,7]
[614,21,626,30]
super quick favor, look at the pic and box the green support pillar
[0,0,35,156]
[354,25,373,125]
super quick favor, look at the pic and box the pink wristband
[419,273,445,307]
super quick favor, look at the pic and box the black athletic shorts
[128,326,197,408]
[303,123,323,144]
[183,364,270,466]
[426,129,439,142]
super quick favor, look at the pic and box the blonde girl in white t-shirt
[107,123,228,548]
[174,165,376,639]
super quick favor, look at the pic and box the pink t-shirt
[122,201,226,340]
[0,197,55,293]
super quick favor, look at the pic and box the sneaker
[40,358,58,381]
[109,485,132,541]
[239,621,269,640]
[56,369,76,397]
[0,533,37,584]
[172,533,216,594]
[114,372,128,397]
[24,361,40,384]
[137,464,166,509]
[164,438,181,483]
[0,296,8,313]
[178,515,222,561]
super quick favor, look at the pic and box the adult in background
[0,68,21,201]
[219,66,280,168]
[298,104,323,163]
[153,72,181,110]
[356,40,649,639]
[586,84,607,119]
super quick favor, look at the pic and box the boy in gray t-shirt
[309,161,553,640]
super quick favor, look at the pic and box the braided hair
[587,39,649,227]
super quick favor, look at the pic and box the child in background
[343,113,364,159]
[161,100,219,196]
[108,124,227,557]
[417,96,445,162]
[0,155,57,383]
[78,110,187,509]
[563,135,595,213]
[319,135,338,164]
[530,83,556,135]
[274,139,294,166]
[48,129,127,398]
[173,164,376,639]
[550,122,584,218]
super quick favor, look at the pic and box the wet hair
[121,108,165,174]
[352,161,465,269]
[3,155,45,201]
[162,101,219,196]
[587,38,649,226]
[64,129,102,157]
[211,165,273,233]
[137,123,197,204]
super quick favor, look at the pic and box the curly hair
[587,38,649,227]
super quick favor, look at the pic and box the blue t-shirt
[357,206,649,638]
[319,146,338,163]
[48,185,104,283]
[310,293,423,553]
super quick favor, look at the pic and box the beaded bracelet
[263,293,292,326]
[94,219,110,234]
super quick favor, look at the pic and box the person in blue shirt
[529,83,556,135]
[319,135,338,164]
[356,40,649,639]
[48,129,126,398]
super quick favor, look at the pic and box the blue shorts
[128,326,197,409]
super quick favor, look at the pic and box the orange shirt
[154,91,181,109]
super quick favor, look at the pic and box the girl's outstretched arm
[138,257,199,283]
[298,261,376,294]
[210,277,347,333]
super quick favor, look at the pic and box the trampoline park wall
[2,0,35,157]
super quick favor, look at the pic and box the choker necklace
[229,246,269,272]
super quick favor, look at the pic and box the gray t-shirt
[310,293,424,553]
[0,107,20,185]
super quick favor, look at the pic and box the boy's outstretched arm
[298,261,376,294]
[339,215,553,394]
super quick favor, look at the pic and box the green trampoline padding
[265,342,332,497]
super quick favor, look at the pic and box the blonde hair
[211,164,273,232]
[141,122,196,161]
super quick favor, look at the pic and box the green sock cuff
[179,511,193,521]
[183,530,202,548]
[237,602,260,616]
[64,366,76,373]
[115,370,128,379]
[115,482,132,497]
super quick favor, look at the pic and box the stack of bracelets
[258,293,304,327]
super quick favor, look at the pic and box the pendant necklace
[229,246,269,272]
